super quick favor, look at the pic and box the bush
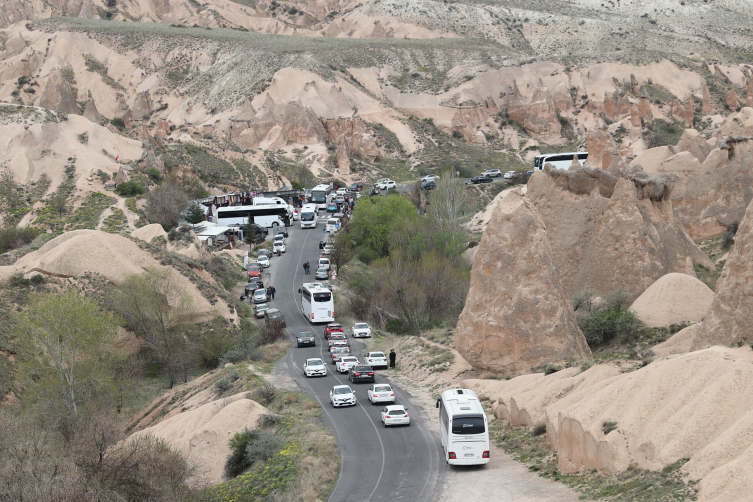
[110,117,125,129]
[116,181,146,197]
[258,413,280,427]
[721,230,735,249]
[214,378,232,393]
[0,225,39,254]
[532,424,547,436]
[245,429,282,464]
[574,289,641,347]
[253,383,278,406]
[224,428,283,479]
[145,168,162,182]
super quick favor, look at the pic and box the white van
[300,203,317,229]
[533,152,588,171]
[319,257,330,270]
[326,218,339,234]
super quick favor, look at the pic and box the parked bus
[253,197,295,220]
[533,151,588,171]
[436,388,490,465]
[309,184,333,211]
[216,205,290,230]
[299,283,334,323]
[300,203,318,229]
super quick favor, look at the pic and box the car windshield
[308,360,323,366]
[268,312,281,319]
[371,353,385,358]
[375,385,391,392]
[388,409,406,416]
[451,416,486,435]
[254,290,265,296]
[249,266,260,271]
[317,268,327,273]
[256,304,268,309]
[355,323,368,329]
[343,358,358,363]
[299,333,313,338]
[334,388,351,395]
[354,366,370,372]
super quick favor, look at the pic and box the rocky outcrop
[726,89,740,111]
[684,95,694,127]
[702,81,712,114]
[82,91,101,125]
[39,67,80,115]
[527,167,713,299]
[630,273,714,327]
[455,190,591,376]
[640,113,753,240]
[637,88,653,122]
[322,116,379,174]
[131,90,153,120]
[584,128,617,170]
[747,78,753,107]
[689,199,753,349]
[231,96,327,150]
[507,81,561,142]
[450,107,488,145]
[603,89,630,121]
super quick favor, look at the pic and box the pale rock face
[38,67,80,115]
[603,89,630,121]
[231,97,327,150]
[527,168,713,299]
[702,81,712,115]
[450,107,488,144]
[507,82,561,142]
[638,91,653,122]
[455,191,591,376]
[726,89,740,110]
[584,128,617,170]
[82,97,102,125]
[630,273,714,327]
[131,90,153,121]
[322,116,379,174]
[691,199,753,349]
[675,128,711,163]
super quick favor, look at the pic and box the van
[326,219,339,234]
[319,257,330,270]
[533,152,588,171]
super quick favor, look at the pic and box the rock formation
[689,199,753,349]
[231,96,327,150]
[322,116,379,174]
[630,273,714,327]
[455,190,592,376]
[603,89,630,121]
[450,107,488,144]
[747,78,753,107]
[726,89,740,111]
[637,88,653,122]
[131,90,153,120]
[527,167,713,299]
[629,103,641,127]
[38,67,80,115]
[702,81,712,114]
[507,81,561,142]
[684,94,694,127]
[82,91,102,125]
[584,128,617,170]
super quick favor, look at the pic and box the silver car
[253,288,268,304]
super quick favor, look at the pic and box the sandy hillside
[463,345,753,502]
[630,273,715,327]
[0,230,218,317]
[129,391,267,487]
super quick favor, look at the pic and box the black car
[244,278,265,296]
[421,181,436,190]
[273,225,288,238]
[470,174,493,184]
[297,331,316,348]
[349,183,363,192]
[349,365,375,383]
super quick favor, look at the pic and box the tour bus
[310,184,333,211]
[533,151,588,171]
[299,282,334,323]
[253,197,295,221]
[216,205,290,230]
[300,203,318,229]
[436,388,490,465]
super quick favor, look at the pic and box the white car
[303,358,327,377]
[330,385,356,407]
[257,255,270,268]
[337,356,360,373]
[503,171,517,179]
[482,169,502,178]
[376,180,397,190]
[367,383,395,405]
[273,234,285,245]
[326,219,339,234]
[364,351,388,369]
[421,174,440,183]
[319,257,330,270]
[336,188,348,196]
[381,405,410,426]
[351,323,372,338]
[273,241,286,254]
[292,208,300,221]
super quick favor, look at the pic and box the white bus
[533,151,588,171]
[299,283,334,323]
[436,388,490,465]
[216,205,290,230]
[300,203,318,229]
[253,197,295,220]
[310,184,333,211]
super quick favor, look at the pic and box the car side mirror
[436,399,440,409]
[298,288,301,294]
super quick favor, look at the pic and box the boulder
[455,190,591,376]
[726,89,741,111]
[630,273,714,327]
[690,199,753,349]
[584,128,617,170]
[527,169,713,299]
[39,67,80,115]
[675,128,711,163]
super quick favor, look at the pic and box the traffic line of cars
[298,322,411,427]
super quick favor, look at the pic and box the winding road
[262,213,441,502]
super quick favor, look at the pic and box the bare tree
[111,267,194,388]
[427,170,469,239]
[145,179,190,231]
[329,231,356,275]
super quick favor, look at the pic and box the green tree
[349,194,419,257]
[111,267,194,388]
[244,225,259,246]
[427,169,469,240]
[16,291,121,426]
[185,203,206,226]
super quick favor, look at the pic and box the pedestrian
[270,285,276,300]
[389,349,396,369]
[306,261,310,274]
[302,262,307,275]
[266,286,271,300]
[240,294,246,302]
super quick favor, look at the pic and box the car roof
[266,308,280,313]
[368,351,385,355]
[306,358,323,363]
[332,385,351,390]
[385,405,405,410]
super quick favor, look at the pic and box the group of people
[302,261,311,274]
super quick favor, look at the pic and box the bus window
[451,416,486,435]
[314,292,331,302]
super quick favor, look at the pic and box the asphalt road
[263,213,441,502]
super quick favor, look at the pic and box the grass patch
[84,54,125,91]
[491,420,698,502]
[694,263,723,292]
[102,207,128,233]
[642,119,684,149]
[125,197,149,228]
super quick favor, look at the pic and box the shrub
[214,378,232,393]
[224,428,283,479]
[258,413,280,427]
[579,308,640,346]
[116,181,146,197]
[253,383,278,406]
[0,225,39,254]
[602,421,618,435]
[110,117,125,129]
[532,424,547,436]
[245,429,282,464]
[721,230,735,249]
[145,168,162,182]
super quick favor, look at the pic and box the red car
[325,323,344,339]
[247,266,261,278]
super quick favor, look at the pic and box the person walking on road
[306,261,311,274]
[266,286,272,300]
[269,285,276,300]
[389,349,397,369]
[303,262,307,275]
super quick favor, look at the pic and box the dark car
[421,180,436,190]
[470,174,493,184]
[349,183,363,192]
[244,279,265,296]
[264,308,286,328]
[273,225,288,238]
[297,331,316,348]
[349,365,375,383]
